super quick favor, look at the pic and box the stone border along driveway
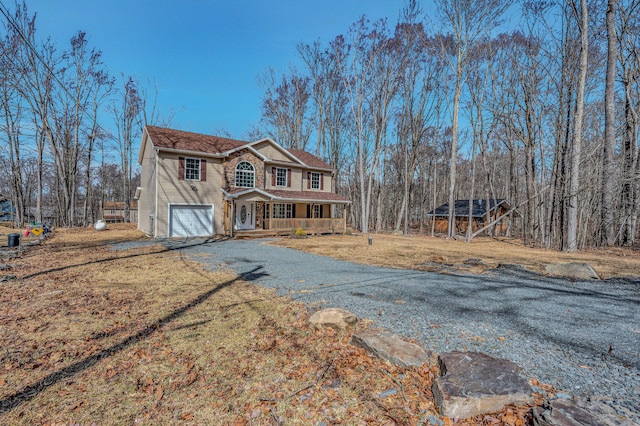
[112,237,640,419]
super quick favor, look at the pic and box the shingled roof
[427,199,518,218]
[224,188,349,203]
[145,126,332,170]
[286,149,332,170]
[146,126,246,155]
[267,189,349,203]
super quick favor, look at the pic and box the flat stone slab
[432,351,534,419]
[545,262,600,280]
[308,308,356,329]
[533,398,637,426]
[351,329,428,368]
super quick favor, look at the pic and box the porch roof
[223,188,350,204]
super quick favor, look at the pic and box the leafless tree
[393,2,443,235]
[298,35,350,180]
[110,76,142,222]
[435,0,511,238]
[259,66,312,150]
[601,0,618,246]
[566,0,589,252]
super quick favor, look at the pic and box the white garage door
[169,205,213,237]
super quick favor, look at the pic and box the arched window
[235,161,255,188]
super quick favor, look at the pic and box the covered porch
[222,188,349,237]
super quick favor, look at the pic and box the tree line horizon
[1,0,639,251]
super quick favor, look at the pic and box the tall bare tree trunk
[448,60,462,238]
[466,139,477,242]
[567,0,588,252]
[601,0,617,246]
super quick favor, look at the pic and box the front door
[235,201,255,230]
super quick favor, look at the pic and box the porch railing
[264,217,345,234]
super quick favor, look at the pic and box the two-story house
[137,126,349,237]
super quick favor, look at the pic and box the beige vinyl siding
[253,141,292,163]
[290,168,302,190]
[302,171,333,193]
[322,173,331,192]
[155,153,224,237]
[138,138,156,234]
[265,166,303,191]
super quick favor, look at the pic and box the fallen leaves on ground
[0,225,544,424]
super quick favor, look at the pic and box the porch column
[343,211,346,233]
[311,203,316,236]
[230,201,234,237]
[269,201,273,230]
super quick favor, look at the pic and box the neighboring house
[102,201,139,223]
[0,194,15,223]
[137,126,350,238]
[426,199,520,235]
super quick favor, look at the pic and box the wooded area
[0,2,168,228]
[1,0,639,250]
[258,0,640,250]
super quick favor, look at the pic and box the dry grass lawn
[0,224,551,425]
[0,225,527,425]
[272,233,640,279]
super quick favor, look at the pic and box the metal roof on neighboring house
[427,199,520,218]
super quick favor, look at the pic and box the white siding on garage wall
[155,153,224,238]
[169,204,214,237]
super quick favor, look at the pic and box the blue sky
[25,0,418,140]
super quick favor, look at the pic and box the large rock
[532,398,637,426]
[351,329,429,368]
[308,308,356,329]
[432,351,534,419]
[545,262,600,280]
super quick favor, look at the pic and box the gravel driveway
[121,237,640,415]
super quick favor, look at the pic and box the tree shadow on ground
[0,265,267,414]
[19,237,228,281]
